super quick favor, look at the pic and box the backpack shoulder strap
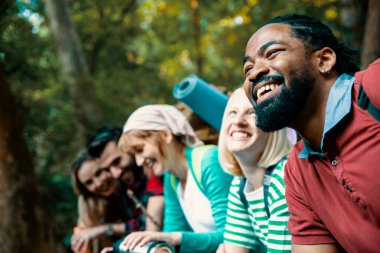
[186,145,214,194]
[263,156,288,217]
[237,169,274,217]
[238,169,274,217]
[263,167,274,217]
[358,83,380,122]
[238,177,248,209]
[170,173,179,193]
[239,156,287,217]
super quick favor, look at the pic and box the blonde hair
[218,89,292,176]
[118,130,169,157]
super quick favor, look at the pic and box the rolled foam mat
[173,74,228,132]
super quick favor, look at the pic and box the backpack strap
[186,145,214,195]
[358,83,380,122]
[170,145,214,195]
[170,173,179,193]
[238,173,271,217]
[238,156,287,217]
[263,165,275,217]
[238,177,248,210]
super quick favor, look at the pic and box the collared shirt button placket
[331,159,349,191]
[345,185,353,193]
[329,158,344,185]
[330,159,354,194]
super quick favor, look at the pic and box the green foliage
[1,0,366,249]
[38,172,77,240]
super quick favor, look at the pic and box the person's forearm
[146,196,164,231]
[90,223,128,238]
[292,243,341,253]
[106,222,127,236]
[167,232,182,246]
[224,243,250,253]
[180,231,223,253]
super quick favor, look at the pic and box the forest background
[0,0,379,252]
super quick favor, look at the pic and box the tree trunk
[361,0,380,68]
[44,0,104,138]
[339,0,368,49]
[0,71,53,253]
[191,0,203,77]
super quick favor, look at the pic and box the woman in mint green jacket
[117,104,232,253]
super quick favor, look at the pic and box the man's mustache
[251,75,284,88]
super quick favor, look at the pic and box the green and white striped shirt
[224,160,291,253]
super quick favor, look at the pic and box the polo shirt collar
[299,73,354,158]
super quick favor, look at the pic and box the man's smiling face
[243,23,316,131]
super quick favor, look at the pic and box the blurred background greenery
[0,0,378,252]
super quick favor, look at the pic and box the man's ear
[315,47,336,75]
[161,130,173,144]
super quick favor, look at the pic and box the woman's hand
[120,231,182,251]
[100,247,114,253]
[71,225,107,253]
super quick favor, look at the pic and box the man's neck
[291,76,338,150]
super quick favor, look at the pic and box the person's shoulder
[197,144,218,153]
[285,141,304,171]
[354,58,380,84]
[354,58,380,109]
[368,58,380,67]
[198,145,232,182]
[185,145,217,170]
[290,140,303,157]
[362,59,380,81]
[189,145,221,180]
[190,144,217,155]
[195,144,219,163]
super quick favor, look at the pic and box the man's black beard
[254,67,315,132]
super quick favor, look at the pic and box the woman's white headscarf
[123,105,203,147]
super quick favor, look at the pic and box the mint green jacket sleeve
[180,147,233,253]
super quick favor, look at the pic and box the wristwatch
[106,224,114,237]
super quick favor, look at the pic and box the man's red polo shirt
[285,59,380,253]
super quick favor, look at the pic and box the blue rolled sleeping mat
[173,74,229,132]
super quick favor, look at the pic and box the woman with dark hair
[70,151,135,253]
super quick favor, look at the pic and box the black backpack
[358,83,380,122]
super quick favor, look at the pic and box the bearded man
[243,14,380,253]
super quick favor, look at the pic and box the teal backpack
[170,145,215,194]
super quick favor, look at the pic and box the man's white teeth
[232,132,248,138]
[256,84,278,99]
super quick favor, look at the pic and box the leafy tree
[361,0,380,68]
[44,0,105,139]
[0,0,375,251]
[0,68,53,253]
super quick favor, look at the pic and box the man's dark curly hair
[262,14,359,75]
[87,125,122,157]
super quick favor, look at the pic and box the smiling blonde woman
[217,88,292,253]
[118,104,233,253]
